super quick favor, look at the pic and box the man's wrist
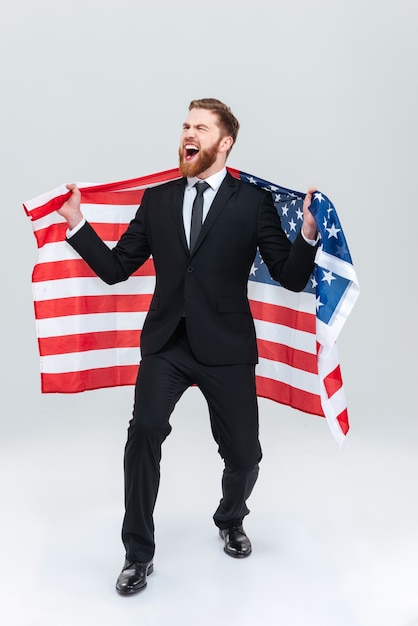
[66,216,86,238]
[301,225,319,246]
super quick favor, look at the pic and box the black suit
[68,172,317,561]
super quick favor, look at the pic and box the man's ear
[219,136,233,154]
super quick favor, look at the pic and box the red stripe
[33,260,100,281]
[40,365,139,393]
[80,189,144,206]
[25,168,182,221]
[257,338,317,373]
[90,222,136,240]
[336,408,349,435]
[34,223,68,247]
[256,376,324,416]
[34,222,133,247]
[76,168,181,193]
[227,167,241,180]
[39,330,142,356]
[250,300,315,333]
[25,191,72,221]
[34,294,152,319]
[323,364,343,398]
[32,258,155,282]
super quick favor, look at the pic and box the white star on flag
[326,223,341,239]
[322,270,336,285]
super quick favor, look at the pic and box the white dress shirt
[182,168,227,248]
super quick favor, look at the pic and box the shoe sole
[223,546,252,558]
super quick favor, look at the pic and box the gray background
[1,1,417,625]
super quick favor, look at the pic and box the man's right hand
[57,183,83,230]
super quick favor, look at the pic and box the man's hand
[302,187,318,241]
[57,184,83,230]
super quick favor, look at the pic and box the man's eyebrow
[182,122,210,130]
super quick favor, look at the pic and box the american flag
[23,167,359,445]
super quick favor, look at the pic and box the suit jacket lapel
[171,178,188,252]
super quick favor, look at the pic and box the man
[58,98,318,595]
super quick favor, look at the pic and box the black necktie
[190,181,210,250]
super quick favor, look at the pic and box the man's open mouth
[184,143,200,161]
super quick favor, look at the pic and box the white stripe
[316,249,360,284]
[36,237,148,259]
[37,311,147,338]
[326,385,347,415]
[256,358,320,395]
[254,319,316,353]
[36,238,119,260]
[319,381,347,448]
[31,205,137,232]
[36,241,92,262]
[317,341,340,372]
[40,347,141,373]
[33,275,155,302]
[32,213,68,231]
[248,280,315,313]
[76,203,137,224]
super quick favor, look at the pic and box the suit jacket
[67,172,317,365]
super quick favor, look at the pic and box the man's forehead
[184,108,218,126]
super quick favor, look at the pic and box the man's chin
[179,159,200,178]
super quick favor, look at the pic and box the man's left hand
[302,188,318,241]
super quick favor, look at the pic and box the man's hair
[188,98,240,149]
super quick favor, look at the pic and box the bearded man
[58,98,319,595]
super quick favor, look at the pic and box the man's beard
[178,140,220,178]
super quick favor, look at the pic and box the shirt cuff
[301,228,319,246]
[66,217,86,238]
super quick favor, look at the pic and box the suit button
[186,266,193,273]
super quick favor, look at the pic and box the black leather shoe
[219,525,252,558]
[115,559,153,595]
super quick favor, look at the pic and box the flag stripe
[256,376,323,416]
[39,329,142,356]
[34,222,131,247]
[32,258,155,282]
[247,281,314,313]
[249,300,315,333]
[32,276,156,302]
[36,312,148,338]
[40,366,139,394]
[323,364,344,398]
[257,338,318,373]
[254,319,316,354]
[34,294,152,319]
[257,357,319,394]
[40,346,140,373]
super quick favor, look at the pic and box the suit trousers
[121,318,262,562]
